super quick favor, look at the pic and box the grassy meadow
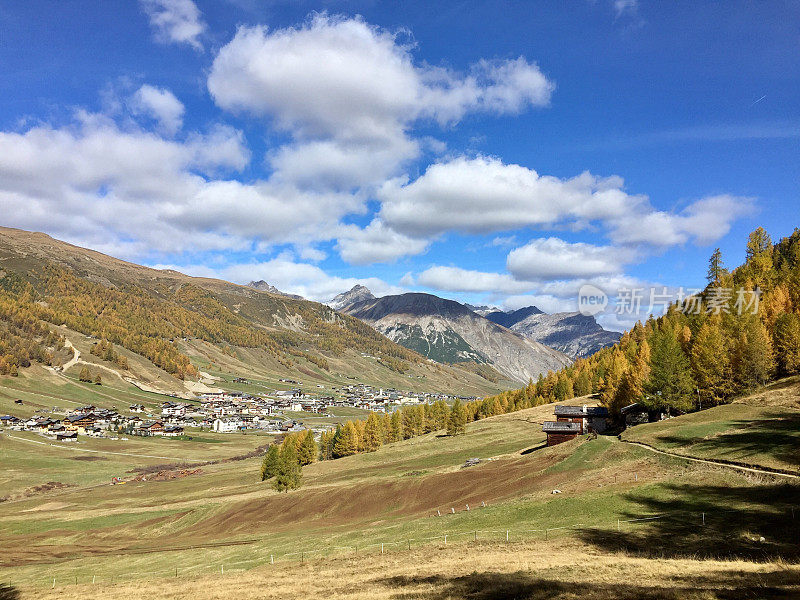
[1,380,799,599]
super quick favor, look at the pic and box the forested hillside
[0,227,425,382]
[485,227,800,416]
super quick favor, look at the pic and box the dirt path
[60,337,80,371]
[620,439,800,480]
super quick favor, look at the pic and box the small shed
[543,421,581,446]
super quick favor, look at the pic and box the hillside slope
[0,227,507,396]
[339,292,571,383]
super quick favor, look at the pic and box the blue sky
[0,0,797,330]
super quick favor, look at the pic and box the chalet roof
[542,421,581,433]
[620,403,646,414]
[553,405,609,417]
[67,413,96,422]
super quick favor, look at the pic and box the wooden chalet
[543,404,610,446]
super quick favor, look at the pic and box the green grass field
[1,380,798,599]
[621,376,800,474]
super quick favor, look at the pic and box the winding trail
[60,337,80,371]
[620,439,800,480]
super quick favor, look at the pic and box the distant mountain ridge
[332,288,570,384]
[485,305,543,328]
[487,307,621,359]
[247,280,304,300]
[328,284,375,310]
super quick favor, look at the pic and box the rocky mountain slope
[334,289,571,384]
[486,308,621,359]
[328,284,375,311]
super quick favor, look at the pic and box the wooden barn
[542,421,581,446]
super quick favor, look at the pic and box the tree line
[486,226,800,417]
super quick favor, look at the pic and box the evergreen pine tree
[691,319,733,405]
[363,412,383,452]
[389,410,403,442]
[272,442,302,492]
[707,248,728,284]
[260,445,281,481]
[297,430,318,465]
[644,329,695,411]
[775,312,800,375]
[332,421,358,458]
[447,399,467,436]
[79,366,91,382]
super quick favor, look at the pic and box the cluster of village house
[0,381,476,442]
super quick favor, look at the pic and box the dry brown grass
[14,538,800,600]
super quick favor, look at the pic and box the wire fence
[5,504,797,590]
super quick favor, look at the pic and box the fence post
[617,519,620,531]
[635,472,638,482]
[381,543,384,554]
[702,512,705,526]
[466,504,470,511]
[474,530,477,542]
[270,554,274,564]
[52,578,55,589]
[408,539,411,551]
[545,529,548,540]
[93,575,96,584]
[506,530,509,542]
[221,565,224,575]
[444,535,447,545]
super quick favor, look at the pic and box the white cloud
[0,112,369,258]
[335,220,430,265]
[378,155,753,251]
[506,237,632,281]
[416,265,533,294]
[610,194,755,246]
[614,0,638,17]
[378,156,638,237]
[163,258,404,302]
[268,137,419,191]
[140,0,206,50]
[130,85,185,135]
[208,15,552,190]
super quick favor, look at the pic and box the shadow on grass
[520,443,547,455]
[0,584,19,600]
[377,570,799,599]
[579,482,800,561]
[655,410,800,469]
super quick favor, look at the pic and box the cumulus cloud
[336,220,430,265]
[506,237,632,281]
[162,258,403,302]
[207,15,552,190]
[0,112,369,258]
[378,155,753,252]
[416,265,533,294]
[130,84,185,135]
[140,0,206,50]
[378,156,637,237]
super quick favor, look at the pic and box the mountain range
[330,286,621,379]
[330,290,571,383]
[485,308,621,359]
